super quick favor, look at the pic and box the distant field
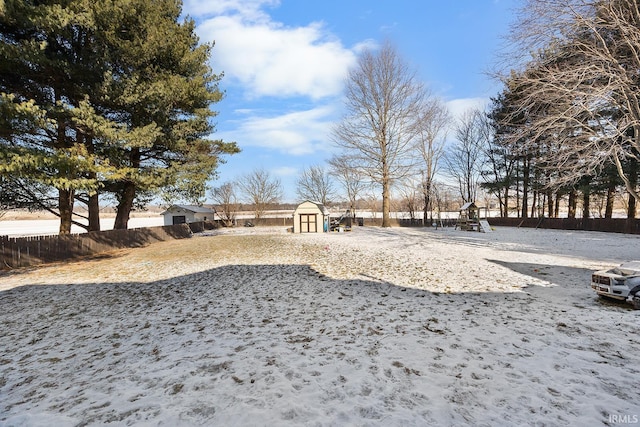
[0,216,165,237]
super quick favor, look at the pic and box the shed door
[173,215,186,225]
[300,214,317,233]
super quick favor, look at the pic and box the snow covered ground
[1,225,639,426]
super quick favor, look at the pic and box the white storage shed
[293,201,329,233]
[162,205,216,226]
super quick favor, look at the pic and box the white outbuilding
[161,205,216,226]
[293,200,329,233]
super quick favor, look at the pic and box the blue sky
[182,0,518,203]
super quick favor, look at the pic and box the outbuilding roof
[161,204,216,215]
[295,200,329,215]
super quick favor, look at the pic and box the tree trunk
[85,134,101,232]
[547,189,554,218]
[423,194,429,225]
[114,181,136,230]
[568,190,577,218]
[582,189,590,219]
[88,191,101,232]
[114,148,140,230]
[422,179,431,226]
[515,166,521,217]
[627,157,638,218]
[350,201,356,223]
[531,189,537,218]
[56,115,74,235]
[503,187,509,218]
[382,180,391,227]
[605,184,615,219]
[629,192,637,219]
[539,191,546,218]
[58,188,74,234]
[521,159,529,219]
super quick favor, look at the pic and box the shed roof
[161,204,216,215]
[460,202,477,211]
[295,200,329,215]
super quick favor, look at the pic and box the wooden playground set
[455,202,492,233]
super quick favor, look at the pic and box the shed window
[173,215,186,225]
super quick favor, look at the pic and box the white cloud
[272,166,298,177]
[183,0,278,22]
[446,97,489,121]
[189,3,358,99]
[219,106,337,156]
[439,98,490,141]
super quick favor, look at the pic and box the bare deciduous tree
[398,180,421,221]
[432,181,460,217]
[295,165,335,205]
[414,97,450,224]
[332,41,426,227]
[504,0,640,204]
[328,154,368,221]
[445,110,487,204]
[210,182,238,226]
[237,168,283,219]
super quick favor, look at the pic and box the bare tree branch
[504,0,640,203]
[237,168,283,219]
[414,97,450,223]
[295,165,336,205]
[445,110,487,203]
[210,181,239,226]
[331,41,427,227]
[328,154,369,220]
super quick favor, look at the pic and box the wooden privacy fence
[486,217,640,234]
[0,221,218,270]
[361,218,458,227]
[241,217,293,227]
[214,216,640,234]
[381,216,640,233]
[235,216,640,231]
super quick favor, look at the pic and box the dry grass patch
[0,231,327,288]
